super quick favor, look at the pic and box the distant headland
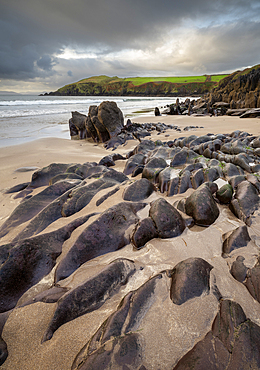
[42,74,228,97]
[41,64,260,110]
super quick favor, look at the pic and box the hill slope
[47,74,227,97]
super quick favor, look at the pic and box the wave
[0,99,104,107]
[0,109,88,119]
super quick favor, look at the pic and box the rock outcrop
[203,64,260,110]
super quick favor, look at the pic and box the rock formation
[2,128,260,369]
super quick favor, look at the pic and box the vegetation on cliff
[47,74,228,97]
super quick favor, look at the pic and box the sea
[0,95,188,148]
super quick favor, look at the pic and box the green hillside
[48,74,228,97]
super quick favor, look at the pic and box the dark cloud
[0,0,259,91]
[37,55,57,71]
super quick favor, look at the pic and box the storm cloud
[0,0,260,92]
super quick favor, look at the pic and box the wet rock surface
[174,299,260,369]
[2,129,260,369]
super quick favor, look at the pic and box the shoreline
[1,114,260,188]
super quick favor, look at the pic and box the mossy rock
[216,183,233,204]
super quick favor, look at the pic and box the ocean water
[0,95,187,148]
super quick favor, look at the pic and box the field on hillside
[77,74,228,86]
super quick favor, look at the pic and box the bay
[0,95,189,148]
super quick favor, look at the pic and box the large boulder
[72,102,124,143]
[149,198,185,238]
[185,183,219,226]
[97,101,124,138]
[170,258,213,305]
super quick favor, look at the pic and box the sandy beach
[1,113,260,370]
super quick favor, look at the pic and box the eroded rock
[55,202,146,281]
[185,183,219,226]
[170,258,213,305]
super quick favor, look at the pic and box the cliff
[205,64,260,108]
[47,74,227,97]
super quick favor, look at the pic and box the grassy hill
[48,74,229,97]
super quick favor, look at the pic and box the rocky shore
[1,109,260,369]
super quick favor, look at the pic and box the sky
[0,0,260,94]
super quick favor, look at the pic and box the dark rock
[61,179,115,217]
[191,168,205,189]
[69,111,87,139]
[98,155,115,167]
[222,225,251,256]
[240,108,260,118]
[131,217,158,249]
[96,186,120,206]
[216,183,233,204]
[223,163,241,178]
[244,258,260,303]
[133,140,156,155]
[91,115,110,142]
[185,184,219,226]
[72,274,163,370]
[4,182,30,194]
[204,181,218,194]
[55,202,146,281]
[131,164,144,177]
[123,153,146,175]
[204,167,220,182]
[247,173,260,192]
[85,113,99,142]
[231,256,248,283]
[183,162,204,173]
[30,163,71,187]
[14,170,127,240]
[21,286,69,306]
[84,165,109,178]
[0,336,8,366]
[167,176,180,196]
[99,153,125,167]
[178,170,192,194]
[228,175,246,189]
[0,180,80,238]
[142,157,167,183]
[174,299,260,370]
[188,135,212,148]
[97,101,124,138]
[229,181,259,225]
[170,149,197,167]
[232,153,251,173]
[49,173,83,184]
[155,107,161,116]
[170,258,213,305]
[42,259,136,342]
[123,178,155,201]
[0,214,94,313]
[104,135,126,150]
[12,184,86,241]
[149,198,185,238]
[158,167,179,193]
